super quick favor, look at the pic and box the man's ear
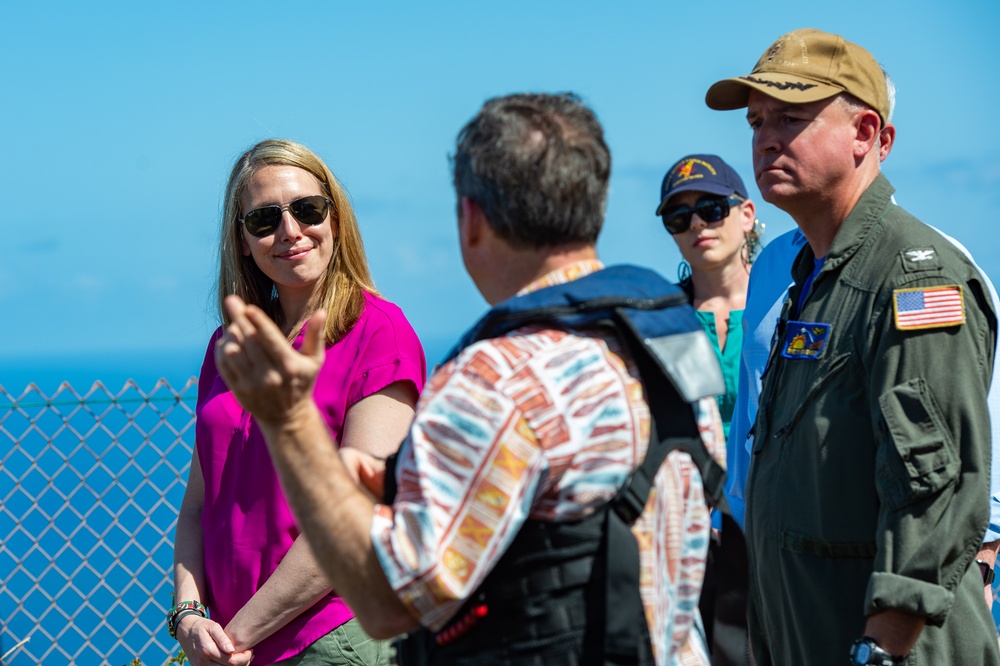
[459,196,486,247]
[854,109,882,160]
[878,122,896,163]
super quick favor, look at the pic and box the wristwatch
[976,559,996,586]
[849,637,905,665]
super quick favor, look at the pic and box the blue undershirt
[796,256,825,317]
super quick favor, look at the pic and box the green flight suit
[746,174,999,665]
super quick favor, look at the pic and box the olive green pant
[274,618,393,666]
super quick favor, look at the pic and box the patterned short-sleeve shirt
[371,260,724,666]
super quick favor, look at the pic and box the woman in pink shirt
[172,139,426,666]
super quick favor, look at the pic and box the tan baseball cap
[705,28,889,124]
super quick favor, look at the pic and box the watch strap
[976,559,996,586]
[850,636,905,665]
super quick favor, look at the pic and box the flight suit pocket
[761,352,854,447]
[877,378,958,506]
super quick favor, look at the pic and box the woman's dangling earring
[743,218,766,266]
[677,260,691,282]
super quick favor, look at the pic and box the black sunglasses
[240,195,332,237]
[660,196,743,235]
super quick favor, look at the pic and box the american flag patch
[893,286,965,330]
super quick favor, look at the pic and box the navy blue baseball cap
[655,154,748,215]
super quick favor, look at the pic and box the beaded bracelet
[167,600,207,639]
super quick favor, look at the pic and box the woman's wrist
[222,612,251,651]
[167,599,207,638]
[174,611,206,638]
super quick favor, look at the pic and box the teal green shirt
[695,309,743,439]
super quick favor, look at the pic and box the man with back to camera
[211,92,730,665]
[706,28,1000,665]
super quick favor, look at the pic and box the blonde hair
[218,139,378,343]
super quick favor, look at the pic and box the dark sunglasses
[660,196,743,235]
[240,195,332,237]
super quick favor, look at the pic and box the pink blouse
[195,292,425,664]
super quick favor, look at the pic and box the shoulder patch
[893,286,965,330]
[900,246,941,273]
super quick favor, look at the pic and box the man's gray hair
[883,66,896,122]
[451,93,611,249]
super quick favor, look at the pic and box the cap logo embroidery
[764,37,787,62]
[670,158,716,186]
[743,75,818,92]
[795,37,809,63]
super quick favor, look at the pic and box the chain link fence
[1,379,197,666]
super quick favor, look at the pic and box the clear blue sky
[3,1,998,371]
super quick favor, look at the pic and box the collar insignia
[905,249,935,262]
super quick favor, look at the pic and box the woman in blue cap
[657,154,761,437]
[656,153,762,666]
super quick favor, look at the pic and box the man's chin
[756,182,797,209]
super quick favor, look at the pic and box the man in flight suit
[706,28,1000,665]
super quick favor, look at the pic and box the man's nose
[753,123,780,153]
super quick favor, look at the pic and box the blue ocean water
[0,348,205,398]
[0,335,456,398]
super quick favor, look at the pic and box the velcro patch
[780,321,831,359]
[893,286,965,330]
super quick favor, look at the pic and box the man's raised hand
[215,295,327,426]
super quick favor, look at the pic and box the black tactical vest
[387,265,726,666]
